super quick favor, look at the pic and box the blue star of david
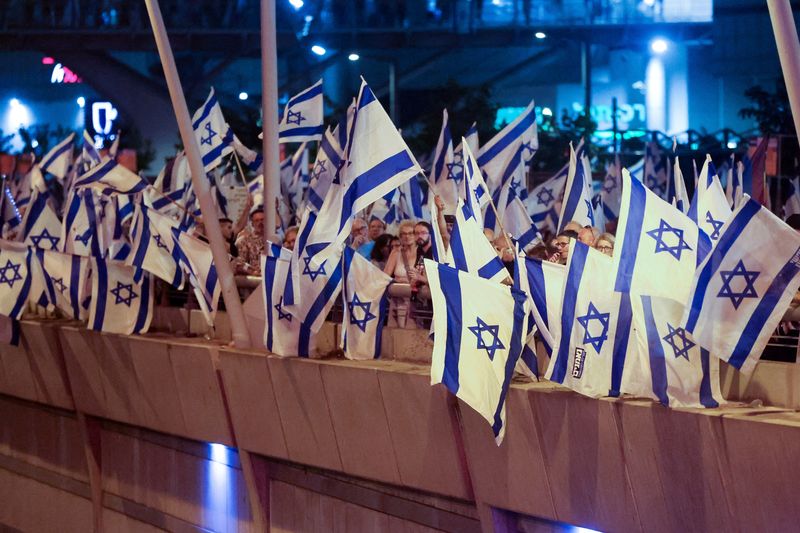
[576,302,610,353]
[645,219,693,260]
[662,323,695,361]
[74,228,93,246]
[153,234,169,250]
[312,160,326,180]
[52,277,67,294]
[585,199,595,226]
[274,296,292,322]
[30,228,60,249]
[603,174,617,194]
[521,139,536,158]
[468,317,505,361]
[302,256,326,281]
[348,293,377,332]
[536,187,554,206]
[0,259,23,288]
[287,110,306,125]
[718,260,759,309]
[645,173,666,196]
[200,122,216,146]
[110,281,138,307]
[446,161,464,182]
[705,211,724,240]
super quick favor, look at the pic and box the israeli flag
[672,157,691,214]
[521,257,566,353]
[128,204,184,287]
[306,127,342,212]
[89,259,153,335]
[428,193,448,263]
[643,142,668,199]
[626,295,724,408]
[688,155,732,243]
[483,144,523,232]
[483,153,541,251]
[39,133,75,180]
[613,169,712,304]
[0,243,32,319]
[232,134,263,173]
[450,122,478,185]
[191,88,234,172]
[426,259,529,444]
[262,250,304,357]
[600,155,622,221]
[279,79,324,143]
[61,190,104,257]
[546,241,634,398]
[526,163,568,233]
[21,189,61,251]
[682,196,800,374]
[171,228,220,328]
[397,175,425,221]
[447,199,509,284]
[477,101,537,192]
[38,249,90,320]
[311,79,422,262]
[73,157,149,196]
[81,129,102,171]
[340,247,392,360]
[784,177,800,219]
[557,142,596,231]
[460,140,490,227]
[430,109,458,213]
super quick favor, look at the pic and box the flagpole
[261,0,280,244]
[143,0,252,349]
[230,152,250,187]
[767,0,800,141]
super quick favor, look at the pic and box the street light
[311,44,326,56]
[348,53,360,61]
[650,38,669,55]
[535,31,546,39]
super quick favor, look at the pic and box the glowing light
[727,141,738,149]
[31,140,39,148]
[205,444,236,532]
[91,102,118,135]
[77,96,85,108]
[42,56,54,65]
[50,62,81,84]
[535,31,546,39]
[238,92,248,100]
[650,38,669,55]
[304,15,313,22]
[311,45,327,56]
[542,107,553,116]
[289,0,303,9]
[348,53,360,61]
[9,98,20,108]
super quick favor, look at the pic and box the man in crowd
[235,207,266,275]
[356,217,387,258]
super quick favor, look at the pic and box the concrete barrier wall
[1,321,800,532]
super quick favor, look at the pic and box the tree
[739,81,794,135]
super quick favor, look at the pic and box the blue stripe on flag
[279,126,325,139]
[615,175,646,292]
[438,264,463,394]
[477,257,505,280]
[264,257,276,351]
[287,82,323,108]
[92,259,108,331]
[476,109,534,167]
[699,348,718,408]
[191,93,218,129]
[297,260,343,357]
[551,243,588,384]
[134,274,150,333]
[524,258,549,330]
[40,138,73,170]
[491,288,528,437]
[610,292,632,397]
[559,159,586,232]
[685,199,761,332]
[70,255,81,319]
[641,295,669,405]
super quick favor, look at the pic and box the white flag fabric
[689,155,732,243]
[725,155,744,209]
[279,79,324,143]
[88,259,153,335]
[81,129,102,171]
[0,242,32,319]
[557,142,596,231]
[61,190,104,257]
[191,88,234,172]
[672,157,691,214]
[527,163,569,233]
[521,257,566,353]
[39,133,75,180]
[311,79,422,263]
[450,122,478,185]
[340,248,392,360]
[784,177,800,220]
[232,134,262,173]
[477,101,537,192]
[128,204,184,287]
[626,294,724,408]
[426,259,530,444]
[306,127,342,212]
[21,189,61,251]
[38,249,90,320]
[288,142,310,213]
[430,109,459,213]
[460,141,491,227]
[446,199,509,284]
[612,169,712,304]
[682,196,800,374]
[171,228,220,328]
[262,249,304,357]
[546,241,634,399]
[73,157,149,196]
[643,142,668,199]
[600,155,622,221]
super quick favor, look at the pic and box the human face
[368,219,385,240]
[494,238,515,262]
[578,227,594,245]
[554,236,570,264]
[351,219,367,239]
[595,239,613,257]
[283,229,298,250]
[220,220,233,240]
[414,224,430,247]
[399,226,415,247]
[251,212,265,236]
[390,238,401,252]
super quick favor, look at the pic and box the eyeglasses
[554,241,569,248]
[596,245,613,252]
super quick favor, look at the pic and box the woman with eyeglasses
[593,233,615,257]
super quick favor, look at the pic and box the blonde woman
[594,233,616,257]
[383,220,418,328]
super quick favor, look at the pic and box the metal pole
[767,0,800,141]
[261,0,280,243]
[581,40,592,120]
[389,60,397,123]
[611,96,619,154]
[143,0,252,349]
